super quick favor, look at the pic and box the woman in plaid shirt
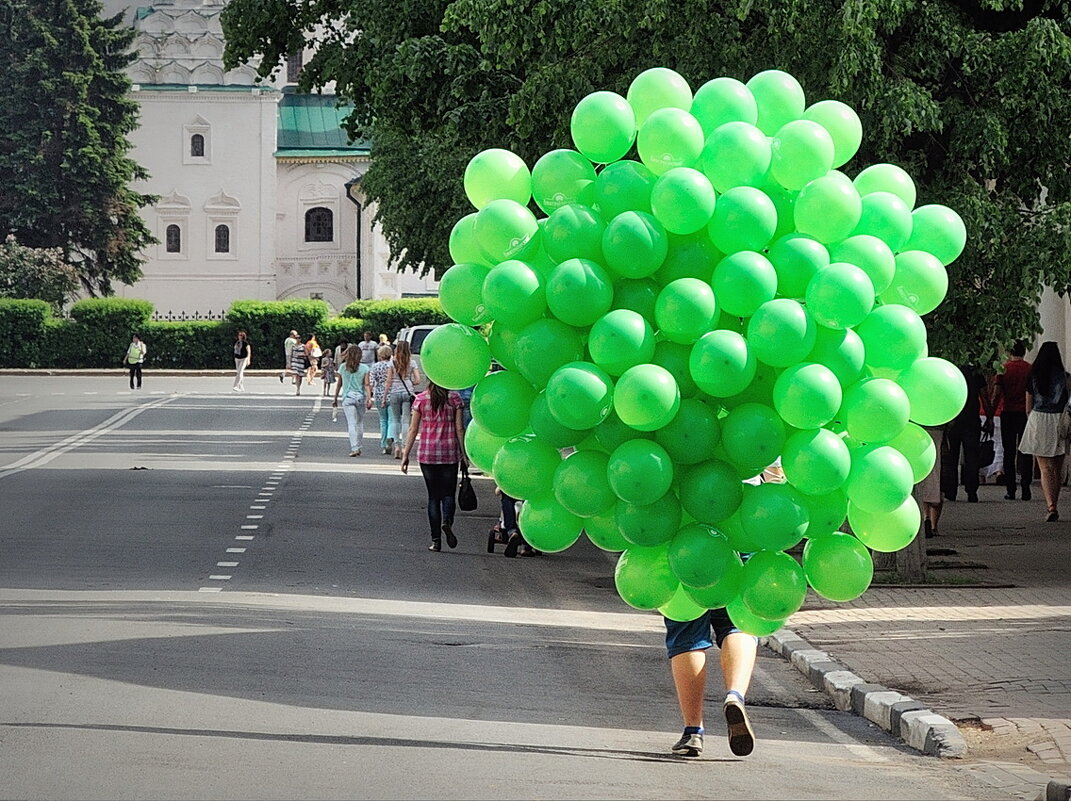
[400,382,468,551]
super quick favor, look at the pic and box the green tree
[222,0,1071,363]
[0,0,155,296]
[0,235,80,312]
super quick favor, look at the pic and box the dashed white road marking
[198,587,222,593]
[246,515,263,519]
[241,524,259,530]
[217,561,239,568]
[235,535,255,541]
[250,505,266,509]
[226,548,246,553]
[208,575,232,581]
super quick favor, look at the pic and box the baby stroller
[487,487,541,558]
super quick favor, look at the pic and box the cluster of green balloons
[420,66,968,635]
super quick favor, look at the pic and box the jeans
[128,363,142,388]
[377,405,391,451]
[233,357,248,389]
[342,393,366,452]
[388,392,412,443]
[420,462,458,541]
[1000,411,1033,493]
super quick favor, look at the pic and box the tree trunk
[896,484,927,582]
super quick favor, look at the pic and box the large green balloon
[420,324,491,390]
[668,524,739,588]
[902,204,966,266]
[845,444,914,513]
[652,340,700,398]
[529,390,589,448]
[627,67,692,126]
[474,198,539,261]
[770,119,835,191]
[518,496,584,553]
[588,309,656,376]
[794,173,862,244]
[602,211,669,278]
[492,435,560,501]
[803,532,873,602]
[829,234,895,295]
[718,505,762,552]
[487,322,521,373]
[613,278,660,323]
[712,251,778,317]
[614,364,681,432]
[739,482,811,551]
[841,378,911,444]
[768,234,829,299]
[584,508,630,552]
[464,419,508,474]
[747,298,817,367]
[807,325,865,386]
[594,408,651,452]
[848,495,921,552]
[449,213,493,267]
[883,250,948,315]
[805,262,875,330]
[513,219,556,278]
[802,99,862,168]
[571,90,637,164]
[772,362,842,429]
[614,543,679,610]
[720,402,786,477]
[464,148,531,210]
[707,186,778,254]
[855,304,927,371]
[700,121,771,193]
[607,439,675,505]
[554,450,615,518]
[545,361,615,430]
[763,178,799,240]
[739,550,808,621]
[689,329,757,397]
[851,191,913,252]
[616,492,682,546]
[853,163,916,208]
[679,459,743,525]
[655,278,718,344]
[684,555,743,607]
[898,357,968,426]
[804,488,849,537]
[657,232,721,285]
[727,596,786,636]
[482,259,546,328]
[470,370,536,438]
[544,203,606,264]
[746,69,805,135]
[532,149,597,215]
[782,427,852,495]
[659,584,712,623]
[655,398,721,464]
[690,77,758,135]
[440,262,492,326]
[650,168,717,234]
[595,160,656,219]
[886,422,937,484]
[637,107,705,175]
[546,257,613,328]
[721,361,777,411]
[513,318,585,388]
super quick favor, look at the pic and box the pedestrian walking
[1019,341,1070,521]
[280,330,298,383]
[399,381,466,552]
[920,426,946,538]
[332,344,371,457]
[992,340,1034,500]
[358,330,378,365]
[124,334,147,389]
[289,337,308,396]
[369,345,394,454]
[386,340,421,459]
[333,336,349,366]
[305,334,322,386]
[319,349,336,396]
[944,362,993,502]
[232,330,251,392]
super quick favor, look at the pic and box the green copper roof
[275,92,370,158]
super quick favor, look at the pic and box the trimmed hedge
[0,299,51,367]
[227,300,330,357]
[316,317,367,353]
[339,299,448,337]
[63,298,157,367]
[142,321,233,369]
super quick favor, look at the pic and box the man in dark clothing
[944,362,993,502]
[992,341,1033,500]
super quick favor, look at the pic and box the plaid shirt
[413,391,462,464]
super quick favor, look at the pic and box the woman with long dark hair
[385,340,422,459]
[400,381,466,551]
[1019,341,1070,521]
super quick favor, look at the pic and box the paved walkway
[787,479,1071,793]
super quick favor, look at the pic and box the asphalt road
[0,375,1008,800]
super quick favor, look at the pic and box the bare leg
[1038,455,1064,516]
[720,632,757,696]
[670,649,707,729]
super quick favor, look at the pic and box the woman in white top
[385,340,421,459]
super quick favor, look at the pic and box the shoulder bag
[458,463,478,511]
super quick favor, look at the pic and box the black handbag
[978,432,996,469]
[458,464,478,511]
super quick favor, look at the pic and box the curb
[762,628,968,758]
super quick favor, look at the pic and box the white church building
[105,0,438,319]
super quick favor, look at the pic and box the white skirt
[1019,410,1066,458]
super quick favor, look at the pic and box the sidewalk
[781,479,1071,798]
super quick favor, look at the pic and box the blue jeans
[388,392,412,443]
[341,393,366,452]
[377,405,391,451]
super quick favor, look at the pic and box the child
[320,350,336,396]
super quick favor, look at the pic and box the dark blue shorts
[664,607,749,658]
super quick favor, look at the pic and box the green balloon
[602,211,669,278]
[518,496,584,553]
[690,77,758,136]
[657,231,721,285]
[594,407,651,452]
[883,250,948,315]
[650,167,717,234]
[659,583,711,622]
[747,298,817,368]
[470,370,536,438]
[554,450,615,517]
[545,361,615,430]
[805,262,875,330]
[770,119,835,191]
[855,304,927,371]
[746,69,806,135]
[679,460,743,524]
[529,390,589,448]
[616,492,682,547]
[707,186,778,254]
[513,220,556,278]
[807,325,865,386]
[546,257,614,328]
[851,191,913,252]
[902,204,966,266]
[668,523,739,588]
[803,532,873,601]
[804,488,849,537]
[655,398,721,464]
[794,173,862,243]
[544,203,606,264]
[474,198,539,261]
[440,262,492,326]
[614,364,681,432]
[763,178,799,240]
[614,543,679,610]
[829,234,895,295]
[637,107,705,176]
[699,121,771,193]
[853,163,916,208]
[588,309,656,377]
[584,508,630,552]
[739,549,808,621]
[768,234,829,299]
[420,324,491,390]
[482,259,546,328]
[571,90,637,164]
[652,340,700,398]
[727,595,786,636]
[848,495,921,552]
[713,251,778,317]
[683,555,744,608]
[513,318,585,388]
[607,439,674,505]
[802,99,862,168]
[613,278,660,323]
[487,322,521,373]
[449,213,493,267]
[782,427,851,495]
[627,67,692,126]
[739,482,811,551]
[689,329,757,397]
[655,278,718,344]
[532,149,597,215]
[721,402,786,477]
[492,434,561,500]
[595,160,655,220]
[773,362,842,429]
[841,377,910,444]
[845,444,914,513]
[886,422,937,483]
[718,504,762,552]
[464,147,531,210]
[464,419,508,474]
[898,357,968,426]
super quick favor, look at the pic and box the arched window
[190,133,205,157]
[165,224,181,253]
[304,207,333,242]
[214,224,230,253]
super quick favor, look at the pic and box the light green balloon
[805,488,850,537]
[518,496,584,553]
[848,495,921,552]
[554,449,615,518]
[720,402,786,477]
[773,362,842,429]
[727,595,786,636]
[679,459,743,524]
[612,278,660,323]
[616,492,682,547]
[595,160,655,220]
[650,167,717,234]
[805,262,875,329]
[637,107,705,176]
[543,204,605,265]
[902,204,966,266]
[420,324,491,390]
[545,361,615,430]
[492,434,561,500]
[614,364,681,432]
[886,422,937,483]
[853,163,916,209]
[763,178,798,240]
[482,259,546,328]
[828,235,895,295]
[689,329,757,397]
[771,119,835,191]
[855,304,927,371]
[768,234,829,299]
[845,444,914,513]
[739,482,811,551]
[850,192,913,253]
[700,121,771,193]
[747,298,817,368]
[532,149,596,215]
[546,257,613,328]
[690,77,758,136]
[739,550,808,621]
[657,232,722,285]
[529,390,589,448]
[608,439,675,505]
[898,357,968,426]
[807,325,865,386]
[588,309,656,377]
[668,523,738,588]
[803,532,873,601]
[659,583,711,622]
[719,504,763,552]
[652,340,700,399]
[656,278,718,344]
[841,377,910,444]
[802,100,862,168]
[883,250,948,315]
[513,318,585,389]
[712,251,778,317]
[487,321,521,373]
[440,262,492,326]
[464,148,531,210]
[614,543,679,610]
[794,173,862,243]
[655,398,721,464]
[464,419,508,474]
[448,213,492,267]
[746,69,806,135]
[474,199,539,262]
[584,508,630,552]
[627,67,693,127]
[470,370,536,438]
[782,427,851,495]
[602,211,669,278]
[571,90,637,164]
[707,186,778,254]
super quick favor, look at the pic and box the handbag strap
[460,462,469,479]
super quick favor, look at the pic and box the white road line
[240,525,258,530]
[217,561,239,567]
[226,548,246,553]
[198,587,222,593]
[208,575,232,581]
[250,505,266,509]
[235,535,254,541]
[246,515,263,519]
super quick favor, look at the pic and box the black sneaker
[723,696,755,757]
[428,540,441,552]
[671,732,703,757]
